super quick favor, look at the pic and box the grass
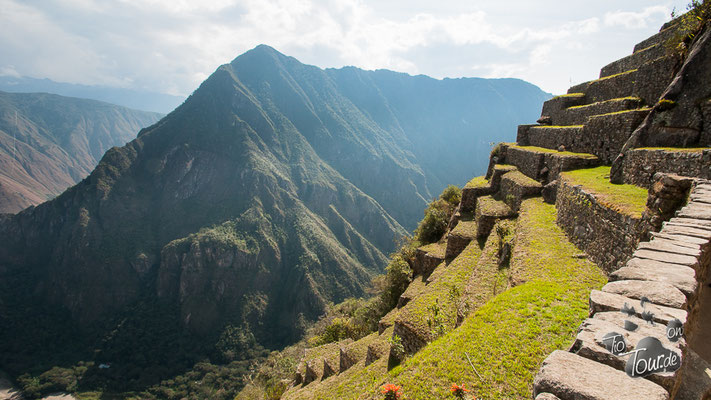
[503,171,542,188]
[551,93,584,99]
[282,199,605,400]
[591,68,637,82]
[465,176,489,189]
[477,196,514,217]
[530,125,584,129]
[635,147,708,152]
[509,145,597,159]
[450,220,478,239]
[590,107,652,118]
[418,242,446,258]
[561,166,648,218]
[493,164,517,172]
[566,96,641,110]
[395,239,485,339]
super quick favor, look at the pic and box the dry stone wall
[555,178,646,274]
[622,148,711,187]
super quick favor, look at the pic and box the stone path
[533,182,711,400]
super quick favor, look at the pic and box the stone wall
[555,178,646,274]
[622,148,711,187]
[392,321,427,358]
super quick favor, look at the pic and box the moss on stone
[636,147,708,153]
[591,68,637,82]
[477,196,514,217]
[465,176,489,189]
[551,93,585,99]
[561,166,648,218]
[418,242,447,258]
[450,220,478,238]
[503,170,542,188]
[566,96,641,110]
[509,145,598,159]
[530,125,584,129]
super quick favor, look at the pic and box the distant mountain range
[0,91,162,213]
[0,45,550,390]
[0,75,185,114]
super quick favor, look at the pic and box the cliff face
[0,91,162,213]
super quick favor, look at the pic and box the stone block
[601,44,667,78]
[602,280,687,309]
[610,257,697,297]
[533,350,669,400]
[589,289,687,325]
[499,170,543,211]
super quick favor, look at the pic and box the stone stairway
[533,181,711,400]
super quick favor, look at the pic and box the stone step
[660,224,711,240]
[499,170,543,211]
[445,219,477,261]
[535,394,561,400]
[592,311,684,346]
[569,55,677,105]
[570,69,638,103]
[523,109,649,163]
[460,176,494,213]
[475,195,516,238]
[526,125,584,151]
[638,238,702,257]
[602,280,687,309]
[489,163,517,191]
[504,145,599,184]
[589,289,687,325]
[669,217,711,230]
[540,93,586,119]
[547,97,643,126]
[632,248,699,270]
[571,316,683,391]
[677,205,711,221]
[633,23,680,53]
[610,257,698,297]
[600,44,667,78]
[412,242,446,278]
[533,350,669,400]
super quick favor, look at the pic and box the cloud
[0,0,683,96]
[604,6,669,29]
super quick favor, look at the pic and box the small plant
[381,383,402,399]
[450,383,472,399]
[426,299,447,338]
[656,98,677,111]
[389,334,405,359]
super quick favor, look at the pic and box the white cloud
[604,6,669,29]
[0,0,687,97]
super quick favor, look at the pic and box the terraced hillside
[264,12,711,400]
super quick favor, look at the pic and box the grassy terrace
[566,96,641,110]
[284,199,606,400]
[465,176,489,189]
[418,242,446,258]
[450,220,477,238]
[508,145,597,159]
[635,147,709,152]
[477,196,514,217]
[503,170,542,188]
[561,166,648,218]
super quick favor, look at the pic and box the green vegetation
[465,176,489,189]
[670,0,711,55]
[592,69,637,82]
[566,96,641,110]
[477,196,514,217]
[282,199,606,400]
[591,107,652,117]
[530,125,584,129]
[509,145,597,159]
[561,166,648,218]
[637,146,708,152]
[414,185,462,244]
[656,98,678,111]
[550,93,584,99]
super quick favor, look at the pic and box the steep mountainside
[0,45,548,390]
[0,76,185,114]
[0,91,162,213]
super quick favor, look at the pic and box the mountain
[0,76,185,114]
[0,91,163,213]
[0,45,549,390]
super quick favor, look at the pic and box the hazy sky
[0,0,691,96]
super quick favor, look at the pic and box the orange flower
[450,383,469,398]
[381,383,401,399]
